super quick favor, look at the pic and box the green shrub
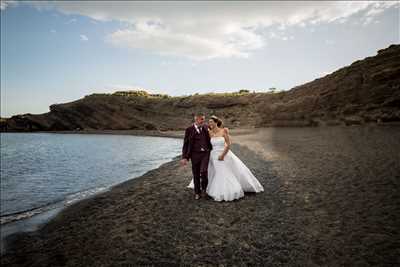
[113,90,149,97]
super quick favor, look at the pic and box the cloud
[268,31,295,41]
[28,1,400,60]
[106,22,264,60]
[50,29,56,34]
[80,34,88,41]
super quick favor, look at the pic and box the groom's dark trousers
[182,124,212,195]
[191,151,210,194]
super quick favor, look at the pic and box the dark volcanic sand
[2,126,399,266]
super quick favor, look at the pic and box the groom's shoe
[201,191,208,199]
[194,194,201,200]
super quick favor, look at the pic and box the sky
[1,1,399,117]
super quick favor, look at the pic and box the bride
[188,115,264,201]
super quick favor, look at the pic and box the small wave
[64,186,108,205]
[0,186,108,225]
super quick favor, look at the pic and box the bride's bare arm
[218,128,231,160]
[224,127,231,145]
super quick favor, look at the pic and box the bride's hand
[218,155,224,161]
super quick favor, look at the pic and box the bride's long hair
[210,115,223,128]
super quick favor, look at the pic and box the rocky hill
[2,44,399,132]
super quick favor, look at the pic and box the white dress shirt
[194,123,202,134]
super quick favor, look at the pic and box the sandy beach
[2,126,399,266]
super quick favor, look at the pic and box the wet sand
[2,126,399,266]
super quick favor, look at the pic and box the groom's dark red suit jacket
[182,124,213,160]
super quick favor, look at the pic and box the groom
[181,113,212,200]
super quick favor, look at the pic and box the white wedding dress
[187,136,264,201]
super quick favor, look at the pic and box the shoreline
[1,122,399,138]
[0,131,186,254]
[0,128,254,255]
[0,126,292,241]
[0,129,185,139]
[0,127,262,139]
[0,155,183,254]
[0,152,182,255]
[2,126,399,266]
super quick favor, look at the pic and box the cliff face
[263,44,400,127]
[2,44,399,132]
[2,92,272,131]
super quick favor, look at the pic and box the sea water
[0,132,182,243]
